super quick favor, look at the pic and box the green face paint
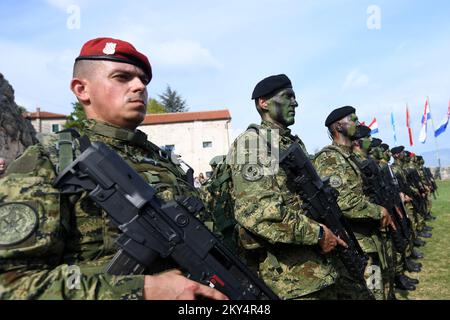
[361,138,371,151]
[346,113,360,138]
[266,88,298,127]
[347,124,357,138]
[370,147,383,160]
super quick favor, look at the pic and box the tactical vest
[206,123,265,251]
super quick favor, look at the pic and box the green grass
[397,180,450,300]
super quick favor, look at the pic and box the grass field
[397,180,450,300]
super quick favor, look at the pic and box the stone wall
[0,73,37,165]
[431,167,450,180]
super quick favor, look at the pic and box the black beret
[251,74,292,100]
[353,125,371,140]
[325,106,356,127]
[391,146,405,154]
[380,143,390,151]
[417,155,423,161]
[370,138,382,148]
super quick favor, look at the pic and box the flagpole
[427,96,442,179]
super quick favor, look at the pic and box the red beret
[76,37,152,83]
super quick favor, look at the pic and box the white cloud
[150,40,223,71]
[342,69,370,89]
[45,0,77,10]
[0,40,74,114]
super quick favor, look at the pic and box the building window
[162,144,175,152]
[203,141,212,148]
[52,124,60,132]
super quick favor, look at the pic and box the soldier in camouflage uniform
[412,155,435,224]
[401,151,429,238]
[314,106,396,300]
[391,147,428,255]
[0,37,227,300]
[365,138,420,291]
[349,130,399,297]
[226,74,350,300]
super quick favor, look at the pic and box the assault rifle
[423,167,438,199]
[54,140,279,300]
[352,157,409,253]
[280,143,368,282]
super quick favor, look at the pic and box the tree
[158,85,188,113]
[17,105,28,114]
[146,98,166,114]
[65,102,86,130]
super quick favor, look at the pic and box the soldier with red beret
[0,37,227,300]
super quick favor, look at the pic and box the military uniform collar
[260,120,293,138]
[82,119,149,148]
[352,149,367,159]
[332,141,352,155]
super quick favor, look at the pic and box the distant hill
[422,148,450,167]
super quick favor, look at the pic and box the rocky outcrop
[0,73,37,164]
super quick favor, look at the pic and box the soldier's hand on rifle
[395,206,404,219]
[401,192,412,203]
[380,207,396,230]
[319,224,348,254]
[143,269,229,300]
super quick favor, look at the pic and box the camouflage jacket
[391,160,419,196]
[0,120,199,300]
[401,159,426,191]
[314,143,383,254]
[228,121,337,299]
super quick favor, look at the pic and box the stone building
[23,107,67,133]
[139,109,232,177]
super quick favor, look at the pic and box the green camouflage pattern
[229,121,337,299]
[313,143,387,299]
[313,143,382,224]
[392,160,423,236]
[0,119,200,300]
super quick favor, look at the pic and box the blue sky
[1,0,449,159]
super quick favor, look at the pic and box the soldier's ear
[71,78,90,105]
[258,97,269,110]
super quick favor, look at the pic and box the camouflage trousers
[381,232,397,299]
[364,252,387,300]
[408,202,426,233]
[333,265,375,300]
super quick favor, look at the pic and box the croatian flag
[419,99,431,143]
[434,100,450,137]
[368,118,379,134]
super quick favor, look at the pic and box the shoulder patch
[241,163,264,182]
[0,202,38,246]
[329,175,343,188]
